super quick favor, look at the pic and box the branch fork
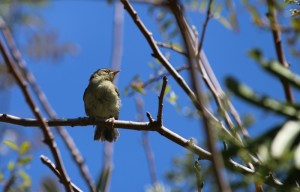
[146,75,168,130]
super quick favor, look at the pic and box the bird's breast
[83,81,120,118]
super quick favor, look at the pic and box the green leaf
[258,144,270,163]
[271,120,300,158]
[294,143,300,169]
[8,161,15,171]
[290,9,300,17]
[285,0,299,4]
[4,140,19,151]
[168,91,178,105]
[19,169,31,187]
[171,43,183,52]
[19,141,30,155]
[18,156,32,165]
[216,16,232,30]
[248,49,262,61]
[161,19,173,31]
[226,77,300,119]
[164,85,171,95]
[261,61,300,90]
[0,172,3,181]
[131,82,146,94]
[96,167,111,192]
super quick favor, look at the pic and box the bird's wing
[83,87,88,100]
[114,85,120,97]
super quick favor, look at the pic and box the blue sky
[1,1,299,191]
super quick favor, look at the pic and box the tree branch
[197,0,213,55]
[156,41,187,56]
[167,0,231,191]
[0,113,211,159]
[157,76,168,125]
[119,0,241,148]
[135,97,158,186]
[40,155,82,192]
[1,113,283,187]
[0,36,72,192]
[126,65,189,97]
[266,0,294,103]
[0,18,95,192]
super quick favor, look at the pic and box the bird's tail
[94,126,119,142]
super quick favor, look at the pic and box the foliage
[1,0,300,191]
[0,140,32,191]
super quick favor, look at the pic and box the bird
[83,68,121,142]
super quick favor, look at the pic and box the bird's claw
[106,117,115,128]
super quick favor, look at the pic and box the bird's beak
[111,70,120,76]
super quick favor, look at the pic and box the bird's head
[89,68,120,82]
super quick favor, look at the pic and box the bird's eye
[101,69,107,72]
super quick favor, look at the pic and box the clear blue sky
[1,1,299,191]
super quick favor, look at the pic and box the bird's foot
[106,117,115,128]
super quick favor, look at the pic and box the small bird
[83,68,121,142]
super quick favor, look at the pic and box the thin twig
[40,155,83,192]
[0,37,72,192]
[197,0,213,55]
[156,31,249,139]
[3,174,16,192]
[157,76,168,125]
[266,0,294,103]
[102,2,125,192]
[135,97,158,187]
[119,0,236,146]
[199,51,249,139]
[120,0,196,102]
[0,18,95,192]
[194,161,203,192]
[167,0,231,191]
[156,41,187,56]
[158,38,249,140]
[126,65,189,97]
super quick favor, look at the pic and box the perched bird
[83,68,121,142]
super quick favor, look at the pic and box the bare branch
[126,65,189,97]
[120,0,197,104]
[156,41,187,56]
[167,0,231,191]
[40,155,83,192]
[0,36,72,192]
[2,113,283,187]
[102,3,125,192]
[0,18,95,192]
[266,0,294,103]
[0,113,211,159]
[119,0,238,149]
[135,97,158,186]
[157,76,168,126]
[146,112,155,123]
[197,0,213,55]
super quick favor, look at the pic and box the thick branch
[119,0,243,148]
[2,113,283,187]
[0,18,95,192]
[0,37,72,192]
[0,113,211,160]
[120,0,197,104]
[168,0,231,191]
